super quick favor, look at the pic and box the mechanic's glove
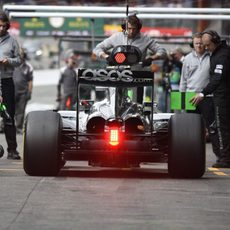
[26,91,32,101]
[0,103,12,125]
[142,58,153,67]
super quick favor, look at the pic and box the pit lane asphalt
[0,70,230,230]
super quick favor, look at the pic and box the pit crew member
[191,30,230,168]
[93,14,167,66]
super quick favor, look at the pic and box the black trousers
[15,92,28,130]
[2,78,17,152]
[189,97,220,158]
[214,102,230,162]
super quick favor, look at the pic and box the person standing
[57,52,78,110]
[93,14,166,66]
[179,32,219,160]
[0,11,22,160]
[13,48,33,134]
[191,30,230,168]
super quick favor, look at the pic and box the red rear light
[108,128,120,146]
[105,119,124,147]
[114,52,126,64]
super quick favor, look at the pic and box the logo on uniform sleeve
[214,64,223,74]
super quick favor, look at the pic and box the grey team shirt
[13,61,33,94]
[179,50,210,92]
[93,31,167,60]
[0,33,21,79]
[0,32,21,96]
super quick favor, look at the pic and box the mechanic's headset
[189,32,203,48]
[202,30,221,44]
[0,11,10,30]
[121,15,142,31]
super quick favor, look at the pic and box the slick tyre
[168,113,206,178]
[23,111,62,176]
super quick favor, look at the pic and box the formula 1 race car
[23,45,206,178]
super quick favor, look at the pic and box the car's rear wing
[77,68,154,87]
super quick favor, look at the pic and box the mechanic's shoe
[212,161,230,168]
[0,145,4,158]
[7,150,21,160]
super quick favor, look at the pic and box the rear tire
[168,113,206,178]
[23,111,62,176]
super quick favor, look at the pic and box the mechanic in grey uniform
[93,14,166,104]
[13,48,33,134]
[57,51,78,110]
[191,30,230,168]
[93,14,166,66]
[179,32,219,160]
[0,11,22,160]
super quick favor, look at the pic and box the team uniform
[93,31,166,61]
[0,32,21,158]
[202,40,230,164]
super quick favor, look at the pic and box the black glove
[142,58,153,67]
[0,105,12,125]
